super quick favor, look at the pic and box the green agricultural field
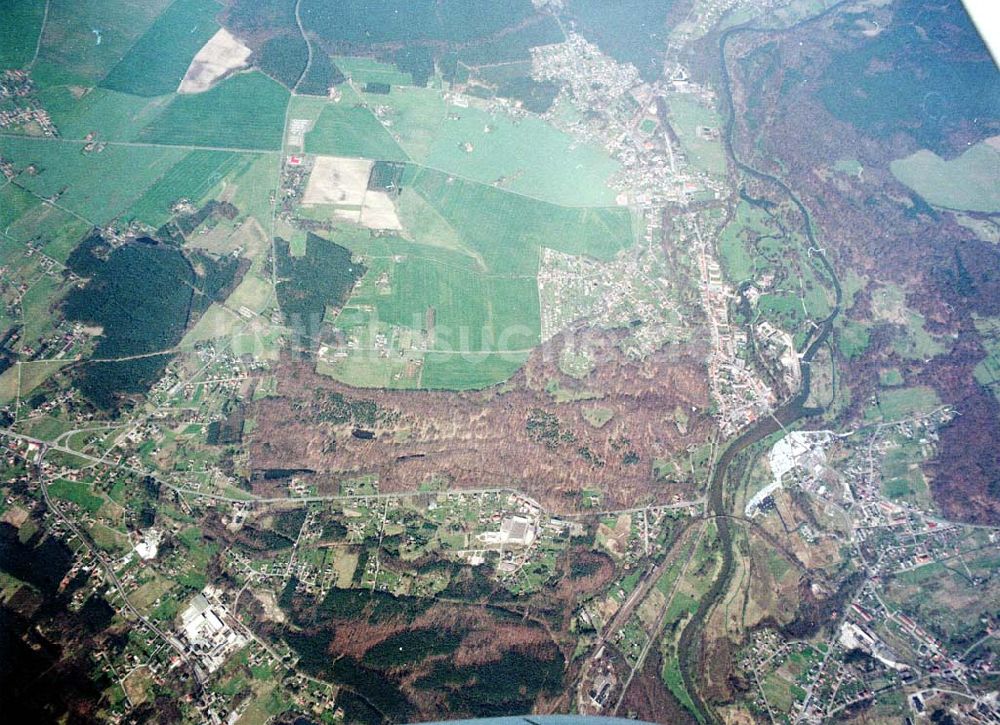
[867,386,942,422]
[662,654,699,720]
[334,56,413,86]
[127,150,244,226]
[391,93,621,206]
[317,351,424,390]
[837,320,870,358]
[36,86,175,142]
[18,274,64,348]
[761,671,796,712]
[4,199,92,262]
[890,140,1000,212]
[226,153,281,223]
[299,94,409,160]
[359,86,447,162]
[417,352,529,390]
[224,273,274,316]
[0,0,46,69]
[33,0,173,86]
[323,166,632,389]
[717,201,771,282]
[180,303,240,347]
[48,479,105,514]
[406,166,633,274]
[0,136,187,224]
[0,182,38,229]
[328,233,535,361]
[352,84,622,205]
[395,187,467,254]
[880,368,905,387]
[973,314,1000,402]
[471,61,535,85]
[880,441,931,506]
[666,92,727,177]
[718,199,834,338]
[0,360,68,405]
[100,0,219,96]
[137,72,289,150]
[757,293,805,329]
[0,365,17,407]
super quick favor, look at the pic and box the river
[674,10,845,723]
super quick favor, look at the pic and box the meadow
[320,165,632,388]
[225,153,282,223]
[880,438,931,506]
[972,314,1000,403]
[137,71,289,150]
[718,199,834,340]
[0,183,38,229]
[0,136,188,224]
[333,56,413,86]
[406,166,633,275]
[48,479,105,514]
[370,87,622,206]
[0,360,68,405]
[3,198,92,262]
[865,386,942,422]
[33,0,172,86]
[836,320,871,359]
[717,201,770,282]
[37,86,174,142]
[666,92,728,177]
[299,93,409,161]
[127,150,244,227]
[0,0,46,69]
[890,141,1000,213]
[100,0,220,97]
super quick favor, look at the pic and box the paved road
[32,444,199,681]
[1,427,705,514]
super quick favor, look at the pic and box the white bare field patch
[178,29,252,94]
[360,190,403,230]
[303,155,373,205]
[302,155,403,231]
[286,118,312,149]
[333,208,362,223]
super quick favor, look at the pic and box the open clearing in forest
[890,137,1000,212]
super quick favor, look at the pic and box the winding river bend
[675,12,845,723]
